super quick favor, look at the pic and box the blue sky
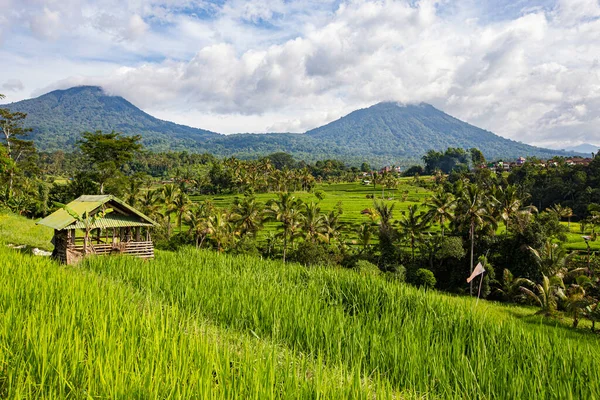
[1,0,599,148]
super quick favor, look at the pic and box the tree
[497,185,537,234]
[230,196,264,237]
[187,201,214,248]
[549,204,574,229]
[356,222,374,254]
[77,130,142,194]
[300,202,327,243]
[398,204,429,262]
[0,107,34,197]
[469,148,486,167]
[265,193,304,263]
[454,183,497,295]
[161,184,180,238]
[519,275,565,315]
[173,191,191,232]
[424,189,455,237]
[527,240,570,277]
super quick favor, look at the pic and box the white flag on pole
[467,262,486,283]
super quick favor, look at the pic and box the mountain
[561,143,599,155]
[1,87,574,165]
[1,86,218,151]
[304,102,565,160]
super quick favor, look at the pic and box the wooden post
[135,227,141,242]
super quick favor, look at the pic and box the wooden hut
[37,195,158,264]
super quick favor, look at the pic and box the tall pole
[470,222,474,296]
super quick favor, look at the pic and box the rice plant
[80,247,600,399]
[0,247,398,399]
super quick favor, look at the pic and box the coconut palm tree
[322,210,343,246]
[497,185,537,234]
[161,184,180,238]
[230,196,264,237]
[186,202,213,248]
[398,204,429,262]
[207,211,233,252]
[300,201,327,243]
[265,193,304,263]
[356,222,374,254]
[454,183,497,295]
[173,191,191,232]
[549,204,574,229]
[424,189,455,237]
[564,282,589,328]
[139,189,161,219]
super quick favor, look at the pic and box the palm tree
[161,184,180,238]
[356,222,374,254]
[207,211,233,252]
[454,183,497,295]
[173,191,191,232]
[186,202,213,248]
[123,177,144,207]
[322,210,343,246]
[497,185,537,234]
[527,240,570,277]
[564,282,589,328]
[424,189,455,237]
[549,204,574,229]
[230,196,264,237]
[139,189,161,219]
[300,202,327,243]
[398,204,429,262]
[265,193,304,263]
[373,201,395,232]
[519,275,565,315]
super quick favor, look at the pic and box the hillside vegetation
[2,86,574,165]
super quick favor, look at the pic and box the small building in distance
[37,195,158,265]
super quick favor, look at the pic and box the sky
[0,0,599,149]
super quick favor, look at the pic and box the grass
[0,211,54,250]
[2,212,600,398]
[0,247,399,398]
[80,248,600,399]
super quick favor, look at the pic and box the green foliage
[3,88,571,166]
[355,259,380,275]
[1,247,383,398]
[412,268,437,289]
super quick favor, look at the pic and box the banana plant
[55,202,113,253]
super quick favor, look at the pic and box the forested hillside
[2,86,574,165]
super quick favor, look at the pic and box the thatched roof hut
[37,195,158,264]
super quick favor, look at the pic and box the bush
[413,268,436,289]
[355,260,380,276]
[289,241,331,267]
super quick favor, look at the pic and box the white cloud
[2,78,24,92]
[1,0,600,146]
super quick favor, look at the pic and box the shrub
[355,260,380,276]
[289,241,331,267]
[413,268,436,289]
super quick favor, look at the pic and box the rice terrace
[2,0,600,398]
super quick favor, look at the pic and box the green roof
[37,195,157,230]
